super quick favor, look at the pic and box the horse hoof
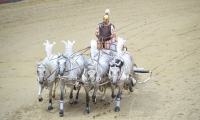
[114,106,120,112]
[74,101,78,105]
[38,98,43,102]
[59,110,64,117]
[84,110,90,115]
[111,95,116,99]
[100,99,105,102]
[74,87,77,90]
[92,96,97,104]
[93,99,97,104]
[129,88,133,92]
[69,100,74,104]
[48,106,53,110]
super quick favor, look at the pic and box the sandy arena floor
[0,0,200,119]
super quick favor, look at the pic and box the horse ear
[58,52,61,56]
[108,69,111,79]
[109,61,113,66]
[36,61,40,65]
[63,53,67,57]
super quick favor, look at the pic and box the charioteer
[95,9,117,50]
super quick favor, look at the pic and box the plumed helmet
[105,9,110,15]
[103,14,109,21]
[103,9,110,21]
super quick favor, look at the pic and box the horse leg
[48,83,53,110]
[101,83,107,101]
[38,84,44,102]
[74,85,81,104]
[129,80,133,92]
[84,86,90,114]
[92,84,99,104]
[59,80,65,117]
[69,85,74,104]
[131,77,137,86]
[129,77,137,92]
[111,84,116,100]
[52,79,58,98]
[115,82,123,112]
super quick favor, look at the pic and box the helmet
[103,14,109,21]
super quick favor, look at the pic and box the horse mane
[90,39,99,58]
[62,40,75,57]
[43,40,56,60]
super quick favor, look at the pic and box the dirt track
[0,0,200,119]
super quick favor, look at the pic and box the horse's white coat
[36,40,59,110]
[82,39,117,114]
[58,40,85,116]
[109,37,137,112]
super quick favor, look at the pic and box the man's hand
[96,35,100,39]
[96,35,111,40]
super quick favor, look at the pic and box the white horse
[36,40,59,110]
[81,39,116,114]
[58,40,85,117]
[109,37,138,112]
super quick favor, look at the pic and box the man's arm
[110,24,116,40]
[95,25,100,39]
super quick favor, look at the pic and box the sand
[0,0,200,119]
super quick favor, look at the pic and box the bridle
[37,63,59,83]
[58,54,84,76]
[109,57,124,81]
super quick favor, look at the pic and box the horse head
[109,58,124,85]
[57,54,68,76]
[36,62,46,84]
[84,60,97,82]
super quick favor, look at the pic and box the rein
[65,64,84,72]
[60,54,84,73]
[44,67,59,81]
[71,46,91,58]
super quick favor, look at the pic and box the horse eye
[37,70,39,74]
